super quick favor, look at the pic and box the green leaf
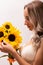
[0,55,8,58]
[8,53,14,59]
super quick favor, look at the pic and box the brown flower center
[8,34,15,41]
[5,30,8,33]
[0,32,4,37]
[5,25,10,29]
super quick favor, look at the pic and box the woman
[0,1,43,65]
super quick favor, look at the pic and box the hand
[0,40,15,54]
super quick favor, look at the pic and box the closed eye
[25,16,29,20]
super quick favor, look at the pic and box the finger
[0,42,6,48]
[3,40,10,45]
[2,40,7,45]
[0,45,3,50]
[0,42,4,47]
[0,42,2,45]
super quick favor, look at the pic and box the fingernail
[3,42,6,45]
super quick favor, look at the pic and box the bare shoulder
[33,38,43,65]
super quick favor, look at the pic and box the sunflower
[4,28,22,49]
[2,22,14,34]
[0,22,22,65]
[0,27,5,42]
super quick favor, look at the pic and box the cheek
[29,23,34,30]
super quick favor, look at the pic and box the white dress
[20,33,40,63]
[19,32,43,63]
[20,35,40,63]
[20,44,37,63]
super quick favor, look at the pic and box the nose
[24,19,28,25]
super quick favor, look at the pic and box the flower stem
[10,62,12,65]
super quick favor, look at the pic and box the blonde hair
[24,1,43,32]
[24,1,43,48]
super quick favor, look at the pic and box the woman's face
[24,7,34,31]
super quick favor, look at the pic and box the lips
[24,21,30,27]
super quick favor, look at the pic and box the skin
[24,7,34,31]
[0,7,42,65]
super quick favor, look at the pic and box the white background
[0,0,43,65]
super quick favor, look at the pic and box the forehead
[24,7,29,16]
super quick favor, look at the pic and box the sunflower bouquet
[0,22,22,65]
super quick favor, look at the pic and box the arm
[0,41,30,65]
[9,47,30,65]
[0,40,42,65]
[33,38,43,65]
[10,38,43,65]
[10,44,42,65]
